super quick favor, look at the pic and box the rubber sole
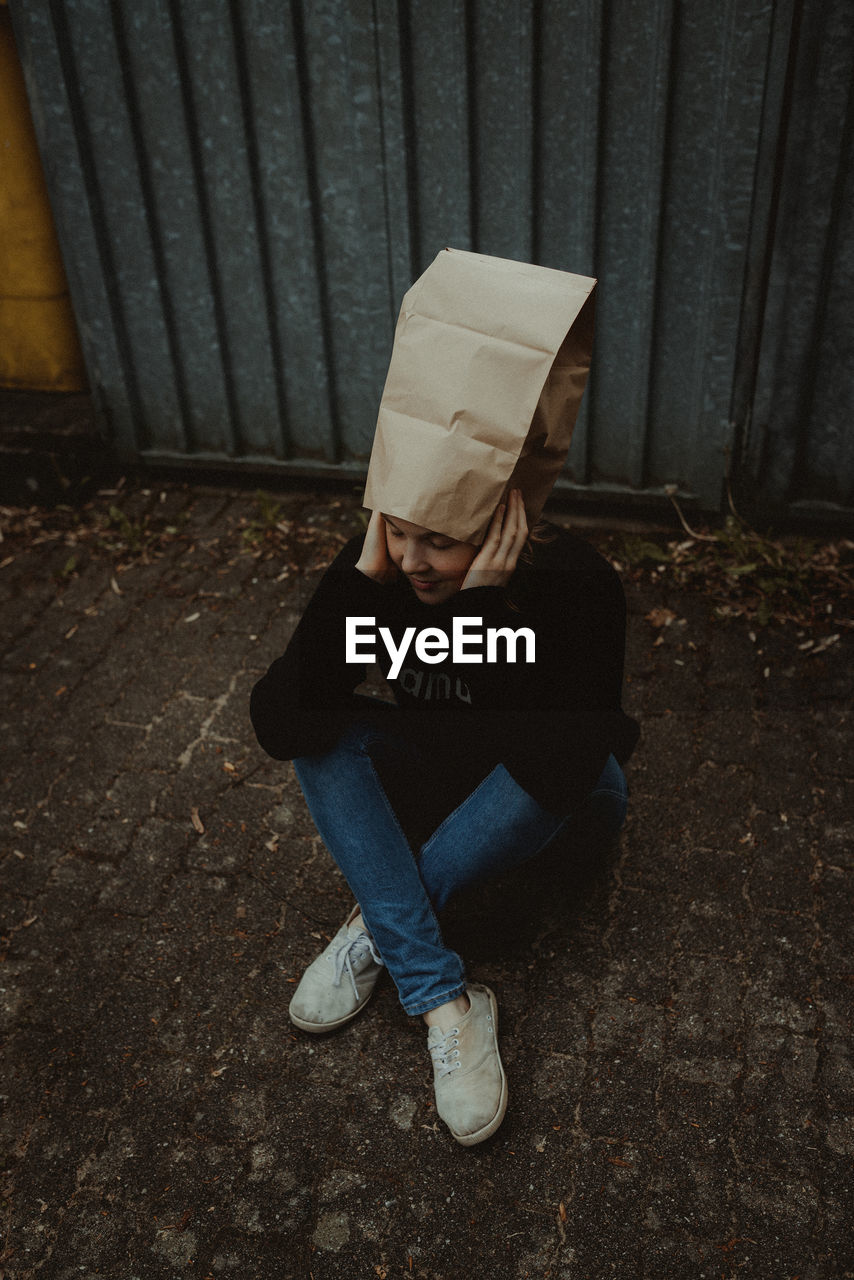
[288,985,378,1034]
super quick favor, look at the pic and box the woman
[250,489,639,1146]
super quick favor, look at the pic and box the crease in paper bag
[365,248,595,544]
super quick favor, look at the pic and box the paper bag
[363,247,596,544]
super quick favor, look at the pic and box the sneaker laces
[428,1026,462,1079]
[331,930,383,1001]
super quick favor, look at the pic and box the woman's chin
[409,578,450,602]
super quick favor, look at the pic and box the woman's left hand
[461,489,529,591]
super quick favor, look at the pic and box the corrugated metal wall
[9,0,854,517]
[743,0,854,518]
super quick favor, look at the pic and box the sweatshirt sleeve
[495,558,638,813]
[249,537,388,760]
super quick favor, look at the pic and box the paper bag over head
[363,247,596,544]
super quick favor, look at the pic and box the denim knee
[293,715,424,832]
[294,716,393,771]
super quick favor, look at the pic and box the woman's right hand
[355,509,398,584]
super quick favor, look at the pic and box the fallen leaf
[809,633,840,655]
[645,607,676,628]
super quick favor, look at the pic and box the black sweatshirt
[250,526,639,817]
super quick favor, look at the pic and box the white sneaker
[427,984,508,1146]
[288,906,384,1033]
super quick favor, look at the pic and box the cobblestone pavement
[1,482,851,1279]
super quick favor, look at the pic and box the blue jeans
[293,712,627,1017]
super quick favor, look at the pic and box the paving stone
[1,478,851,1279]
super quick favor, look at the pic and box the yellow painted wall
[0,2,87,390]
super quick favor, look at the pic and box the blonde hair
[520,519,558,562]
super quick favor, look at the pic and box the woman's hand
[461,489,529,591]
[355,509,398,584]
